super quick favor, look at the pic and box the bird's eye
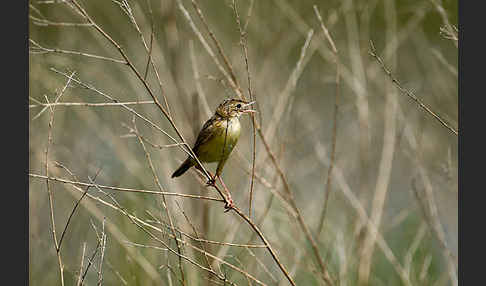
[236,103,242,108]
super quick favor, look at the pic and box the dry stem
[369,40,458,136]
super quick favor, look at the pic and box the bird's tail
[171,158,195,178]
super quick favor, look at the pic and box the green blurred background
[29,0,457,285]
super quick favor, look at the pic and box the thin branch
[29,14,93,27]
[29,173,224,202]
[65,178,164,283]
[176,0,241,96]
[114,0,171,114]
[143,0,155,81]
[87,178,241,286]
[313,6,338,54]
[228,206,297,286]
[69,0,211,181]
[29,100,155,109]
[147,210,267,249]
[245,247,278,283]
[123,240,168,252]
[49,68,194,160]
[29,39,126,64]
[76,242,87,286]
[231,0,257,219]
[58,166,103,250]
[243,0,255,33]
[45,72,75,286]
[80,238,102,285]
[32,69,77,120]
[133,117,186,285]
[429,0,458,46]
[190,0,239,90]
[368,40,458,136]
[174,202,214,272]
[97,218,107,286]
[62,3,296,285]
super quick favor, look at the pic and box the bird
[171,98,256,208]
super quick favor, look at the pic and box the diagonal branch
[369,40,458,136]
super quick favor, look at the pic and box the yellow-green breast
[197,116,241,163]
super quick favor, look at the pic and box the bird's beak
[242,101,257,113]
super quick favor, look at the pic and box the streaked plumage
[171,98,255,179]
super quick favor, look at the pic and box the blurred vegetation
[29,0,457,285]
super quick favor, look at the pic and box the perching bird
[171,98,255,208]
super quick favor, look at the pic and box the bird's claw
[224,199,234,212]
[206,177,216,186]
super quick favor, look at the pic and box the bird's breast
[197,117,241,163]
[225,117,241,139]
[219,117,241,150]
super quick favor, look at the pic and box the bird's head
[215,98,256,118]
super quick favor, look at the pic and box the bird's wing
[192,115,223,153]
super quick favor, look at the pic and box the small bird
[171,98,256,208]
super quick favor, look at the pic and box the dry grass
[29,0,457,285]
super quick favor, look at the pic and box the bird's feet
[205,175,234,212]
[206,176,216,186]
[224,198,234,212]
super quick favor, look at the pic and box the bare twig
[69,0,210,181]
[105,260,128,285]
[190,0,239,90]
[29,173,224,202]
[80,237,102,285]
[133,117,187,285]
[76,242,87,286]
[49,68,195,160]
[369,40,458,135]
[58,166,103,250]
[33,70,76,120]
[229,206,296,286]
[231,0,258,219]
[429,0,458,46]
[246,247,278,283]
[143,0,155,81]
[29,39,126,64]
[176,0,241,96]
[44,72,75,286]
[29,100,155,109]
[114,0,171,114]
[175,201,213,272]
[124,240,168,252]
[86,178,242,286]
[97,217,107,286]
[29,14,93,27]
